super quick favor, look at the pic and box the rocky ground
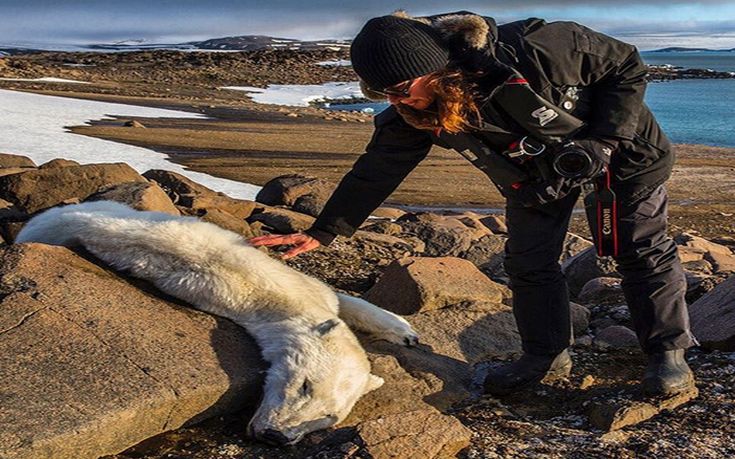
[1,49,735,458]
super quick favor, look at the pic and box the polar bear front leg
[336,293,419,347]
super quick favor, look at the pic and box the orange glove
[249,233,321,259]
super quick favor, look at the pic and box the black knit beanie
[350,15,450,91]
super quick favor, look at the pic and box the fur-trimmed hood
[393,10,497,51]
[359,10,499,100]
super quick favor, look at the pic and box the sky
[1,1,735,51]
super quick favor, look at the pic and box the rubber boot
[641,349,695,397]
[483,349,572,396]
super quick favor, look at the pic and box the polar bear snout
[254,428,293,446]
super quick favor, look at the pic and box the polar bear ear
[364,374,385,394]
[314,319,340,336]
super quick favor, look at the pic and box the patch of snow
[0,89,260,200]
[0,77,91,84]
[316,59,351,67]
[220,81,363,107]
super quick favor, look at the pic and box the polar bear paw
[374,315,419,347]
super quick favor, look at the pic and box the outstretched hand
[249,233,321,259]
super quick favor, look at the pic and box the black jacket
[306,12,673,245]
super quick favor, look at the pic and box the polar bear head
[247,317,384,445]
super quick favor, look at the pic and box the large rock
[571,302,591,337]
[689,274,735,350]
[345,352,473,458]
[562,247,620,298]
[0,163,147,214]
[577,277,625,305]
[406,301,520,364]
[478,215,507,234]
[587,386,699,431]
[561,233,595,263]
[255,174,332,209]
[676,233,735,274]
[364,257,505,315]
[371,206,406,220]
[85,181,180,215]
[0,244,265,459]
[0,153,36,169]
[142,169,218,203]
[448,212,495,240]
[397,213,474,257]
[247,206,315,233]
[290,193,324,217]
[0,168,32,178]
[360,220,403,236]
[459,233,507,278]
[178,194,257,220]
[355,409,471,459]
[39,158,81,169]
[181,207,254,238]
[593,325,639,351]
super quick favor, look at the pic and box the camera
[552,143,597,179]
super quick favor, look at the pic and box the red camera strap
[595,167,619,257]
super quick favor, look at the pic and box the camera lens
[553,148,592,178]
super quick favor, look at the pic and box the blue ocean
[332,51,735,148]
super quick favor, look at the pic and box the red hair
[395,69,481,134]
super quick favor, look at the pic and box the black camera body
[552,142,599,179]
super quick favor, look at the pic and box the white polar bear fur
[16,201,418,445]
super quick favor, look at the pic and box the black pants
[504,185,696,356]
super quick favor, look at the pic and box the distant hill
[0,35,352,53]
[648,47,735,53]
[188,36,350,51]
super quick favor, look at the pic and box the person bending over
[252,11,697,397]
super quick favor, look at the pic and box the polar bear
[16,201,418,446]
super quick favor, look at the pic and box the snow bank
[315,59,352,67]
[220,81,363,107]
[0,77,91,84]
[0,89,261,200]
